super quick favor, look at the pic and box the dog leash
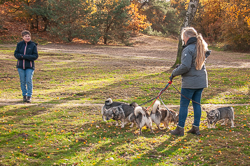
[159,96,171,112]
[139,80,202,111]
[171,83,202,106]
[139,81,172,107]
[143,81,172,111]
[159,96,176,117]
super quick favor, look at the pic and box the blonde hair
[181,27,208,70]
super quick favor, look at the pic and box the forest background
[0,0,249,51]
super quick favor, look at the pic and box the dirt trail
[37,34,250,68]
[1,34,249,68]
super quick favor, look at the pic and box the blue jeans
[178,88,203,128]
[18,68,34,97]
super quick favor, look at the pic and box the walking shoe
[187,125,201,135]
[26,96,31,103]
[23,95,27,102]
[170,125,184,136]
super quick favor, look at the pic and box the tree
[142,0,182,36]
[193,0,224,43]
[127,2,151,33]
[193,0,250,51]
[47,0,91,42]
[173,0,199,67]
[88,0,131,44]
[221,0,250,51]
[23,0,50,31]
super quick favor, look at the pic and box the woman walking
[14,30,38,103]
[169,27,211,136]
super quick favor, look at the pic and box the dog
[151,100,179,130]
[101,98,124,121]
[206,107,235,128]
[101,98,136,128]
[134,105,154,135]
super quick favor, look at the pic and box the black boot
[170,125,184,136]
[27,96,31,103]
[187,125,201,135]
[23,96,27,102]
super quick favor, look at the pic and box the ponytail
[182,27,208,70]
[195,33,208,70]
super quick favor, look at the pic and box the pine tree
[88,0,131,44]
[47,0,91,42]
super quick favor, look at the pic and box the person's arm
[172,48,193,77]
[14,44,24,60]
[22,44,38,61]
[205,50,211,58]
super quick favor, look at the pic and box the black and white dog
[101,98,136,128]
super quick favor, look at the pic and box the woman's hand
[169,74,175,81]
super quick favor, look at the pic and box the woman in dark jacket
[14,30,38,103]
[169,27,211,136]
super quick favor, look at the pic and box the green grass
[0,105,249,165]
[208,46,224,52]
[0,46,250,165]
[241,54,250,59]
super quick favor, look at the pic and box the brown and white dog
[151,100,179,130]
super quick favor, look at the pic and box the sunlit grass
[0,46,250,165]
[0,104,249,165]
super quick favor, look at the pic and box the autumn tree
[23,0,51,31]
[127,2,151,33]
[147,0,178,35]
[136,0,183,36]
[193,0,250,51]
[193,0,224,43]
[0,2,7,32]
[47,0,91,42]
[86,0,149,44]
[88,0,131,44]
[221,0,250,51]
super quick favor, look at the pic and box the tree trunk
[104,36,107,44]
[36,15,39,31]
[42,17,48,31]
[172,0,199,68]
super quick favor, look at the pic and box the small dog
[101,98,136,128]
[151,100,179,130]
[206,107,235,128]
[134,106,154,135]
[101,98,124,121]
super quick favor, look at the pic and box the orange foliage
[126,3,151,32]
[194,0,250,50]
[221,0,250,50]
[171,0,186,14]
